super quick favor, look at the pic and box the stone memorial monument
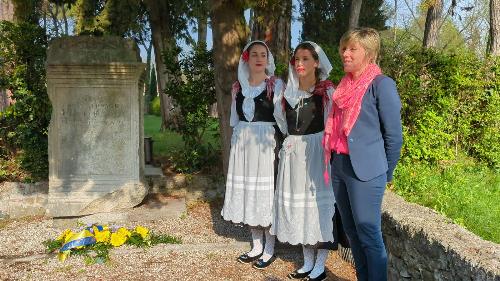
[46,36,147,217]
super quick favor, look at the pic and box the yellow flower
[95,229,111,243]
[58,250,70,262]
[116,227,132,238]
[110,232,128,247]
[63,231,75,243]
[57,229,72,241]
[134,226,149,239]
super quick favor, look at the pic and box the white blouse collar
[284,86,314,108]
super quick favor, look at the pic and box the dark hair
[294,42,322,84]
[247,41,269,57]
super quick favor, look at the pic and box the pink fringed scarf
[322,64,382,183]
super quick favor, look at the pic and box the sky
[140,0,418,62]
[140,0,481,62]
[142,0,305,61]
[171,1,303,57]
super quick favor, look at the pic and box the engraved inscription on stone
[57,87,130,177]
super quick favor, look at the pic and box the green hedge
[150,96,161,116]
[382,50,499,169]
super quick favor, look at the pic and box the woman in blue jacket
[323,28,403,281]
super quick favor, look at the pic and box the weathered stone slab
[46,36,147,217]
[52,196,186,229]
[0,182,48,218]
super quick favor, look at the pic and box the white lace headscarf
[237,40,276,96]
[235,40,276,122]
[284,41,332,107]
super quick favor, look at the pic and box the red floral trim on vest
[231,81,241,101]
[281,80,334,111]
[314,80,335,111]
[231,76,277,101]
[265,76,276,100]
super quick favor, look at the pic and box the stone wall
[0,182,48,219]
[382,191,499,281]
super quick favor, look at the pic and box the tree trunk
[489,0,500,55]
[348,0,363,29]
[0,0,14,111]
[0,0,14,21]
[42,0,46,30]
[210,0,248,174]
[423,0,443,48]
[197,11,214,115]
[248,8,254,41]
[49,2,59,37]
[393,0,397,42]
[144,0,177,130]
[251,0,292,68]
[144,39,153,114]
[13,0,43,24]
[197,15,207,45]
[62,3,68,35]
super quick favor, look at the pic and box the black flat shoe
[252,255,276,269]
[287,269,312,279]
[303,272,327,281]
[237,252,262,264]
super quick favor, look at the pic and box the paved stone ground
[0,195,356,281]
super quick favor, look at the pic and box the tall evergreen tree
[144,0,189,129]
[301,0,387,46]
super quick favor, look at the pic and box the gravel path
[0,200,356,280]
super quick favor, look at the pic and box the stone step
[52,195,187,228]
[144,165,225,202]
[0,167,224,220]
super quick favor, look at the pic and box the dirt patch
[0,200,356,280]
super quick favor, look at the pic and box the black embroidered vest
[284,95,324,135]
[235,89,275,122]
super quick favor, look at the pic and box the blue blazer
[346,75,403,182]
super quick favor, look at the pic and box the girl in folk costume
[221,40,284,269]
[271,42,336,281]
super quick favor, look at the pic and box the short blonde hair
[339,28,381,63]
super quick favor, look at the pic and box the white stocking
[261,228,275,261]
[309,249,328,278]
[247,228,264,257]
[298,245,315,273]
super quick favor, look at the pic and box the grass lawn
[393,160,500,244]
[143,114,220,158]
[143,115,184,158]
